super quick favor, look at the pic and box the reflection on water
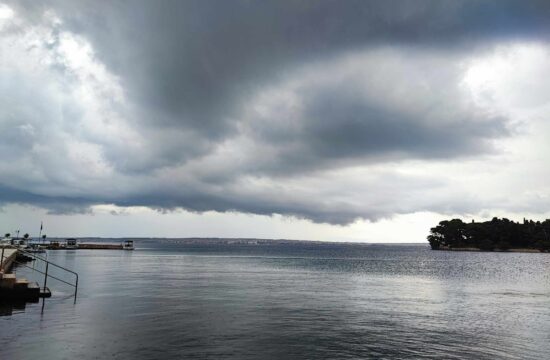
[1,242,550,359]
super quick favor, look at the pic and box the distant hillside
[428,218,550,252]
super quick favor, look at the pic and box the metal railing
[1,246,79,302]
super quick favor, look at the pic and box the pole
[1,247,4,271]
[43,262,49,291]
[74,274,79,303]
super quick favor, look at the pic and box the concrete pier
[47,242,123,250]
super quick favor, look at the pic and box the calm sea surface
[1,241,550,359]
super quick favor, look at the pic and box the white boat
[65,238,78,249]
[122,240,134,250]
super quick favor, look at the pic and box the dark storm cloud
[48,0,548,172]
[10,0,550,136]
[1,0,549,223]
[0,185,93,215]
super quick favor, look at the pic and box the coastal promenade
[0,247,18,273]
[1,248,28,298]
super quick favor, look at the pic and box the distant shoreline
[27,237,427,247]
[434,247,543,253]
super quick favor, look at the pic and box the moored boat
[66,238,78,249]
[25,244,46,253]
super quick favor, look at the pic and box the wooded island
[427,217,550,252]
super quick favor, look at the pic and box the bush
[478,239,495,251]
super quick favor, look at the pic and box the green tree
[428,217,550,251]
[427,219,467,249]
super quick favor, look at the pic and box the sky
[1,1,550,242]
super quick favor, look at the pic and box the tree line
[427,217,550,251]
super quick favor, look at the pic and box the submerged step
[0,273,16,289]
[39,286,51,298]
[13,278,29,291]
[26,282,41,297]
[1,277,42,300]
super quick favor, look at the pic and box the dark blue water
[2,241,550,359]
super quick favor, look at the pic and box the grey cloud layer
[13,0,550,136]
[239,48,508,174]
[1,1,548,223]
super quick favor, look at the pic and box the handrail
[1,246,79,301]
[18,248,79,278]
[10,259,76,288]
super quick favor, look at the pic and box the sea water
[1,241,549,359]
